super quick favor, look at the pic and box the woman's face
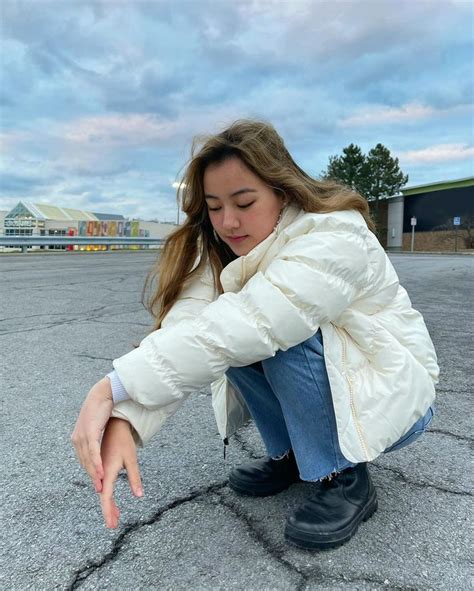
[203,157,285,256]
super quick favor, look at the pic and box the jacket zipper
[334,326,370,460]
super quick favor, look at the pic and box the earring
[273,210,283,232]
[273,200,288,232]
[213,228,220,241]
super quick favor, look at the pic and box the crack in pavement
[1,301,141,322]
[75,354,115,362]
[428,428,473,443]
[435,388,473,394]
[3,272,129,284]
[67,480,228,590]
[232,432,265,460]
[86,319,150,327]
[371,463,473,497]
[0,311,89,323]
[0,304,144,335]
[0,319,87,335]
[227,434,430,588]
[215,491,420,591]
[64,414,471,588]
[214,490,310,589]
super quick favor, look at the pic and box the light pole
[410,217,416,252]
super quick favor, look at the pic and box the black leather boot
[229,449,301,496]
[284,462,377,550]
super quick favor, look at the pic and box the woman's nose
[222,209,240,229]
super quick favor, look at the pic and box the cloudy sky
[1,0,473,221]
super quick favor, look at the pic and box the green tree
[366,143,408,226]
[321,142,409,231]
[321,143,371,197]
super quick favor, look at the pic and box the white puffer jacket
[111,205,439,463]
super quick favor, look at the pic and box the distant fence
[0,236,165,253]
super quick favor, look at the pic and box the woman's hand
[99,417,143,529]
[71,377,114,493]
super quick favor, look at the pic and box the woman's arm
[113,216,369,410]
[71,264,217,493]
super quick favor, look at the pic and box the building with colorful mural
[2,201,177,251]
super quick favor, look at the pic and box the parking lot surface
[0,251,472,590]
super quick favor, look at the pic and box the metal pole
[454,226,458,253]
[411,225,415,252]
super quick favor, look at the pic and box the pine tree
[366,143,408,225]
[321,142,409,232]
[321,143,371,197]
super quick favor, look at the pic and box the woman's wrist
[91,377,113,401]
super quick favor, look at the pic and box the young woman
[72,119,438,550]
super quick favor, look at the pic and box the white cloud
[60,114,179,147]
[400,143,474,163]
[339,102,436,127]
[0,130,32,150]
[339,102,474,128]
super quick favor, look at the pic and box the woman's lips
[227,235,248,243]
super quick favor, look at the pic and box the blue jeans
[226,329,434,481]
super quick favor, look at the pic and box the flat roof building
[382,177,473,251]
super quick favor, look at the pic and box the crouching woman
[72,119,439,550]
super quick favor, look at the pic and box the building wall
[44,221,78,233]
[402,185,473,232]
[386,196,404,251]
[137,220,178,239]
[402,228,471,252]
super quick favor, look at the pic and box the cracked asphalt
[0,250,472,591]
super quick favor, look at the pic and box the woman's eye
[207,202,254,212]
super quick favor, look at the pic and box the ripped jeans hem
[300,460,356,482]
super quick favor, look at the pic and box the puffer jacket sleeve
[112,215,369,412]
[110,264,217,446]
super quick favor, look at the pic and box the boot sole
[284,493,378,550]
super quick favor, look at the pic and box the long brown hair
[142,119,375,332]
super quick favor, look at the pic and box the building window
[6,229,33,236]
[48,229,67,249]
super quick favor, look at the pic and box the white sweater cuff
[107,370,131,404]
